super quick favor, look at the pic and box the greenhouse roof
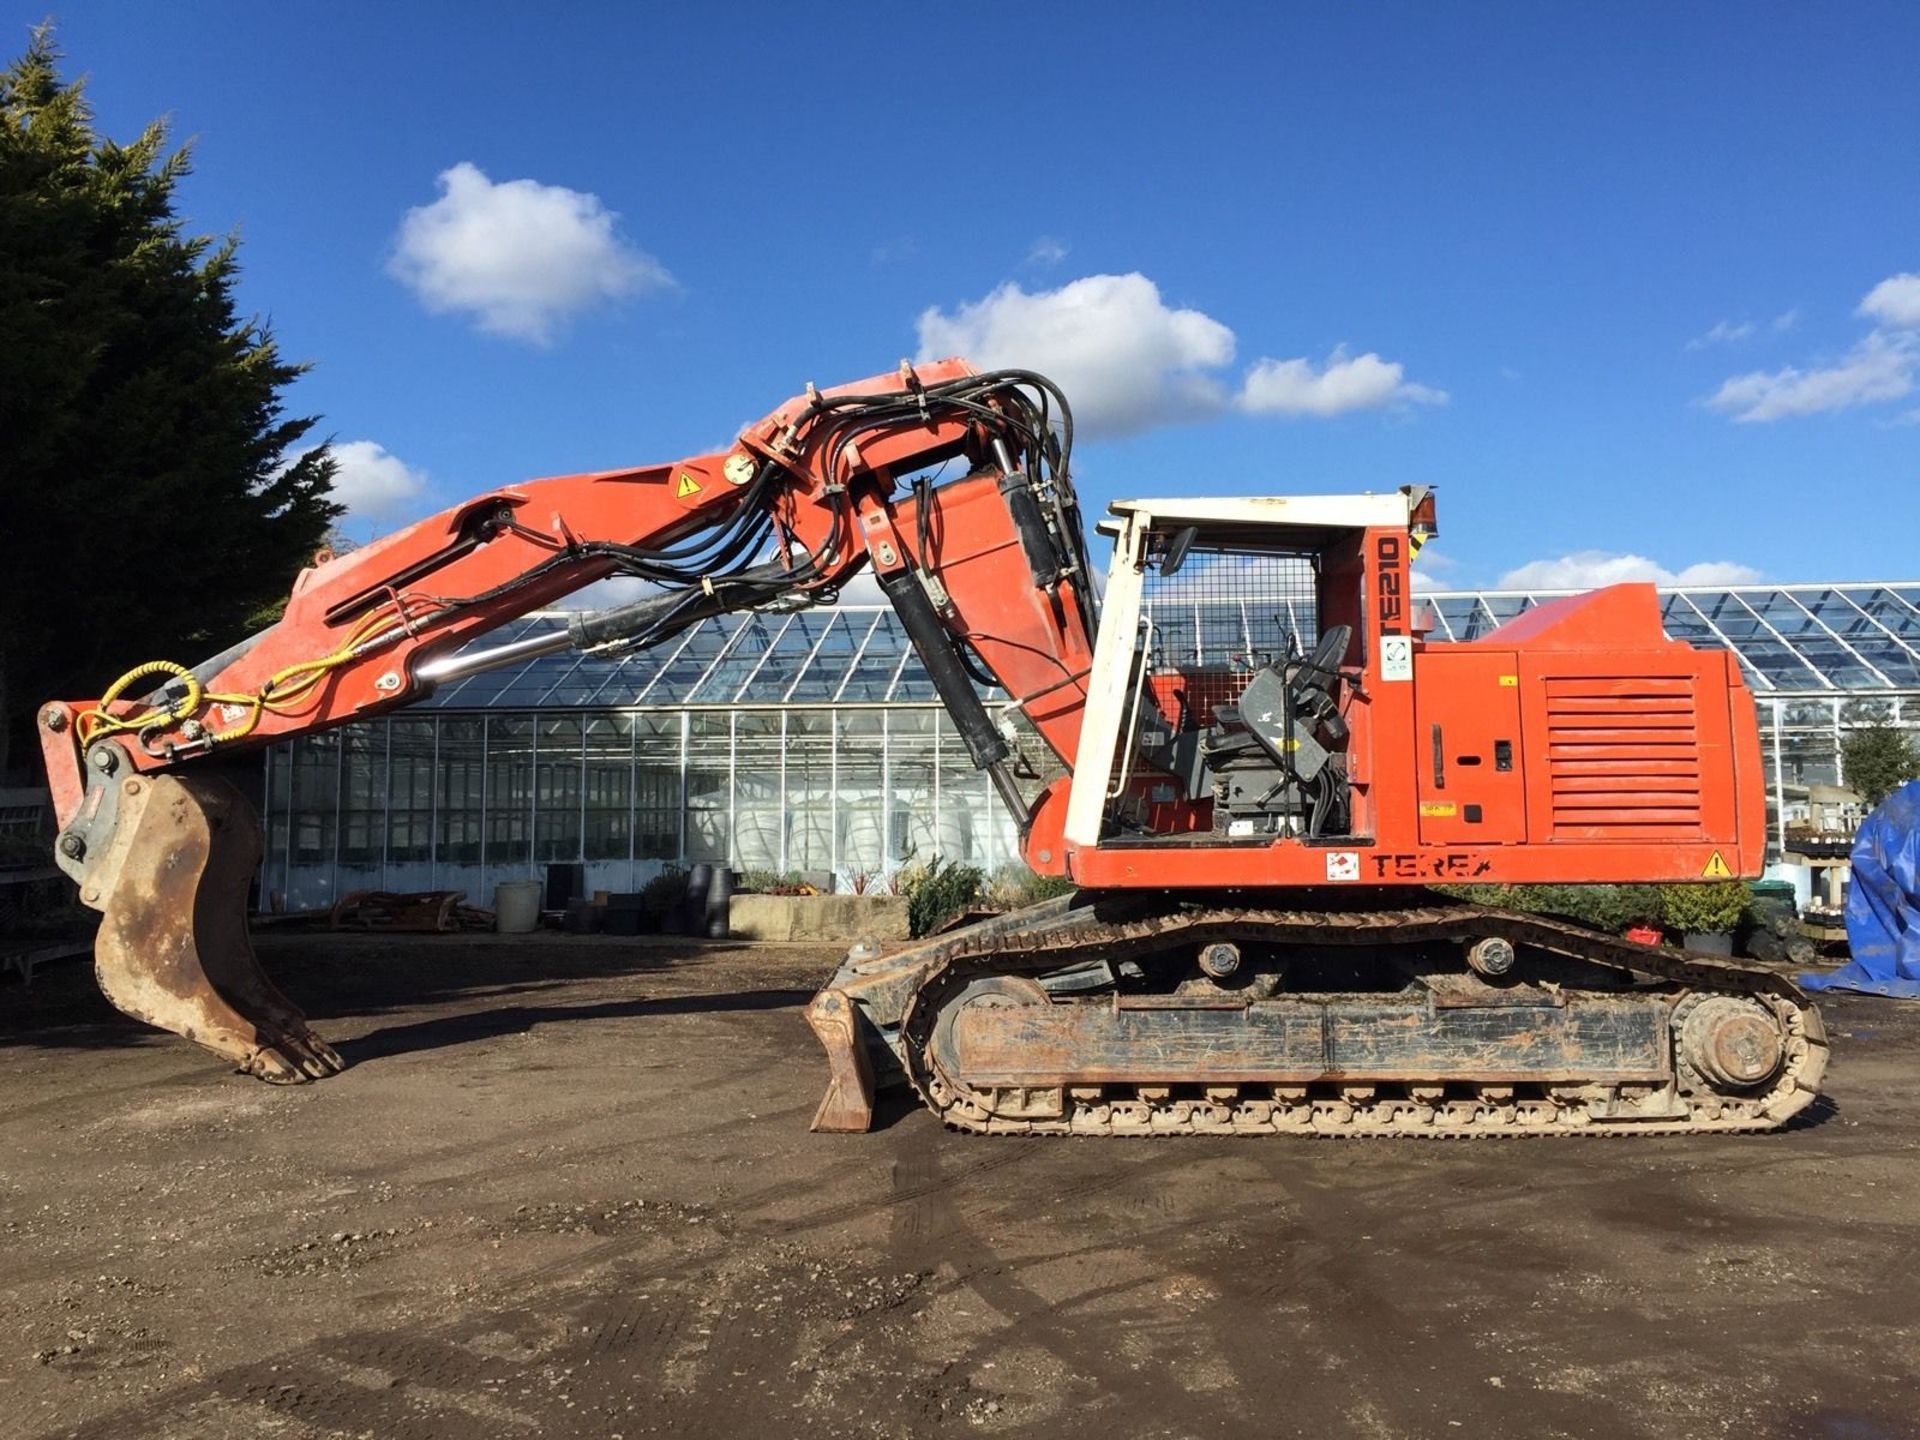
[417,582,1920,710]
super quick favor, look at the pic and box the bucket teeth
[84,772,344,1084]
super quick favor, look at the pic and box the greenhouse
[260,582,1920,910]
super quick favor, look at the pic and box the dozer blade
[805,986,876,1132]
[83,772,344,1083]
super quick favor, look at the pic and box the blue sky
[29,4,1920,589]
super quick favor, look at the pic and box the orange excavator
[39,361,1826,1136]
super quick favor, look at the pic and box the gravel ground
[1,932,1916,1440]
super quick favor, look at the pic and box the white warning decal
[1326,851,1361,882]
[1380,635,1412,682]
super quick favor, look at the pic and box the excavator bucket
[82,772,343,1083]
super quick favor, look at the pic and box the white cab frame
[1063,492,1419,849]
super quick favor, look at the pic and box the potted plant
[1657,881,1749,956]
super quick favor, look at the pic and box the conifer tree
[0,26,340,769]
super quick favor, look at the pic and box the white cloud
[1697,311,1797,353]
[1687,319,1757,350]
[1027,236,1069,265]
[1704,330,1915,422]
[1496,551,1762,591]
[1408,546,1458,593]
[388,162,670,343]
[917,273,1234,438]
[328,440,430,528]
[870,236,919,265]
[915,272,1444,439]
[1238,347,1447,418]
[1859,272,1920,330]
[562,574,657,612]
[1687,309,1798,350]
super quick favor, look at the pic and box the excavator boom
[41,361,1097,1080]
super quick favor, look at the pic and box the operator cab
[1070,491,1432,850]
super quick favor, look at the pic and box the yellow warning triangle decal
[1702,851,1732,878]
[676,472,702,499]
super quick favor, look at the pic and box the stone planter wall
[727,894,910,944]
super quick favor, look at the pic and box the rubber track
[897,898,1828,1139]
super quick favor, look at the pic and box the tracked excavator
[39,360,1826,1137]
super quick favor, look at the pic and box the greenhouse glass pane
[784,611,859,702]
[1781,699,1838,729]
[584,714,632,861]
[1841,697,1896,724]
[1426,597,1478,640]
[890,711,936,863]
[437,719,485,864]
[535,716,584,861]
[786,712,835,873]
[386,718,436,863]
[743,610,832,702]
[935,713,986,867]
[889,644,936,701]
[643,616,748,701]
[840,616,911,701]
[1661,614,1719,645]
[292,732,340,878]
[1850,641,1920,687]
[733,711,784,871]
[836,710,886,876]
[576,653,650,707]
[1743,592,1822,637]
[634,714,681,861]
[685,712,731,864]
[486,716,534,867]
[1479,596,1531,628]
[486,661,580,709]
[1868,587,1920,633]
[1779,730,1839,788]
[1731,640,1823,689]
[339,725,382,866]
[536,654,610,707]
[690,614,789,702]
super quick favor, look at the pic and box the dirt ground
[2,933,1917,1440]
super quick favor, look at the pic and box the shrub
[1659,881,1749,936]
[1436,883,1664,934]
[639,866,688,918]
[736,869,816,896]
[983,862,1077,911]
[900,857,985,938]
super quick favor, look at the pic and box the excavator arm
[39,359,1100,1081]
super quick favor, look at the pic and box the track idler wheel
[1678,996,1785,1092]
[83,773,344,1083]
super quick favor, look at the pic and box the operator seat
[1219,624,1352,780]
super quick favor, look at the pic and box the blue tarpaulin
[1801,779,1920,998]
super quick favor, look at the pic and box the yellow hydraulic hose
[76,609,415,751]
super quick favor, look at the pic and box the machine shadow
[334,988,815,1066]
[0,933,835,1062]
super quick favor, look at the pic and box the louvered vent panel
[1544,677,1704,839]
